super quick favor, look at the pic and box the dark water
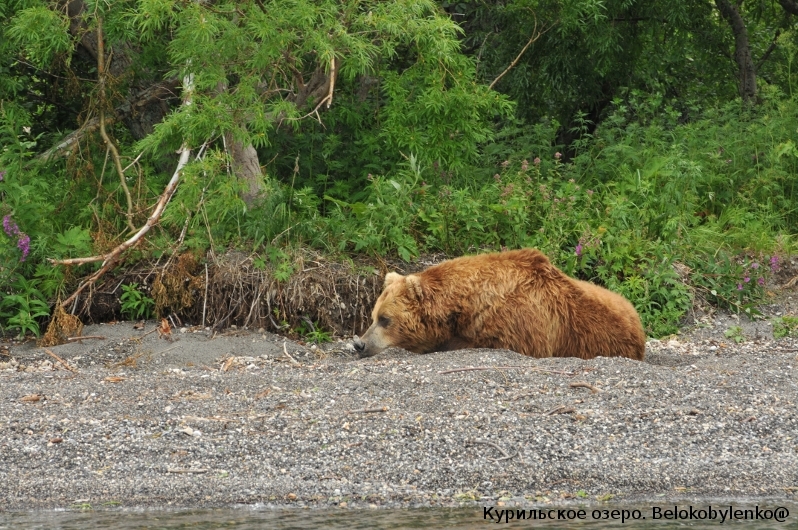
[0,503,794,529]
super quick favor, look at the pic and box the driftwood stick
[282,341,301,367]
[465,439,517,462]
[569,381,603,393]
[545,405,576,416]
[66,335,106,342]
[43,348,78,373]
[346,406,389,414]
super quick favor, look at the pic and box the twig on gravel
[545,404,576,415]
[282,341,301,367]
[66,335,106,342]
[141,327,160,338]
[156,345,180,356]
[569,381,602,393]
[438,365,575,376]
[346,406,389,414]
[202,263,209,328]
[43,348,78,373]
[166,468,209,474]
[466,439,518,462]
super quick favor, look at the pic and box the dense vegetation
[2,0,798,338]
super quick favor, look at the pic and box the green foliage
[0,274,50,337]
[293,320,333,344]
[120,283,155,320]
[724,325,745,344]
[7,6,71,69]
[3,0,798,342]
[773,316,798,339]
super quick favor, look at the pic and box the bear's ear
[384,272,404,288]
[405,274,424,300]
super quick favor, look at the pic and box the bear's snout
[352,335,366,355]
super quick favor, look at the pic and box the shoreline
[1,323,797,511]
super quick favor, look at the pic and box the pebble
[1,329,797,511]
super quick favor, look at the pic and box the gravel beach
[1,319,797,511]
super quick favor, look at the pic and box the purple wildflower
[575,243,583,257]
[554,152,562,159]
[737,283,743,291]
[757,277,765,286]
[533,157,541,165]
[2,215,30,261]
[521,159,529,171]
[771,255,780,273]
[3,215,19,237]
[750,262,759,269]
[744,276,750,283]
[17,233,30,261]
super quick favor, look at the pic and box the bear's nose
[352,335,365,353]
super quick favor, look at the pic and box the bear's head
[354,271,434,357]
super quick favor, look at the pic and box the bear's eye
[378,316,391,327]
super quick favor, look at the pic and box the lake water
[1,503,794,529]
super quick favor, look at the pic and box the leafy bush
[120,283,155,321]
[773,316,798,339]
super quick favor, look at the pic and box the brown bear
[353,249,645,360]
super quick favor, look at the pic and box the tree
[5,1,507,203]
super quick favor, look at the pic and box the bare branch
[489,17,556,91]
[36,80,178,162]
[52,73,197,309]
[97,17,136,233]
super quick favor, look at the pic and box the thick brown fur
[355,249,645,360]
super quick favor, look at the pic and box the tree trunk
[715,0,757,102]
[225,131,265,207]
[778,0,798,16]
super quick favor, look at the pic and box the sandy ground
[1,312,798,512]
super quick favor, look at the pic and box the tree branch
[52,73,197,309]
[97,17,136,233]
[756,29,781,71]
[36,80,179,162]
[489,17,556,91]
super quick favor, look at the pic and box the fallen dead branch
[166,468,209,474]
[51,71,197,310]
[66,335,106,342]
[43,348,78,373]
[569,381,602,393]
[545,405,576,416]
[346,406,389,414]
[465,439,517,462]
[282,341,301,367]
